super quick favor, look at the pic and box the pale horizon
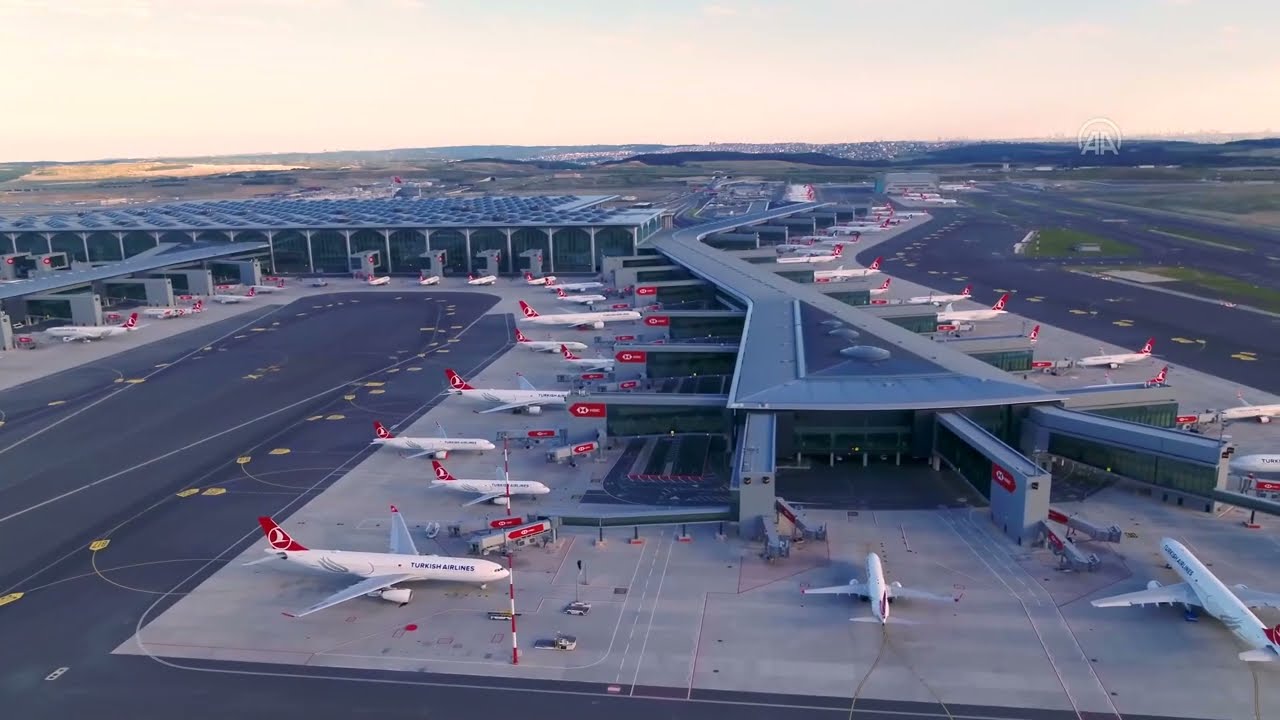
[3,0,1278,163]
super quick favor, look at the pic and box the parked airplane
[921,196,958,205]
[418,272,440,286]
[467,273,497,286]
[444,368,569,415]
[830,221,890,234]
[253,509,509,618]
[46,313,139,343]
[524,272,556,286]
[514,327,587,353]
[905,285,972,306]
[555,287,607,304]
[560,344,615,372]
[1077,338,1155,369]
[251,279,287,293]
[211,287,257,304]
[802,553,949,624]
[869,277,892,296]
[936,294,1009,323]
[1219,392,1280,424]
[812,256,881,281]
[367,275,391,286]
[1091,538,1280,662]
[430,460,550,506]
[1230,454,1280,475]
[142,300,203,319]
[371,420,495,459]
[517,300,640,330]
[777,244,845,265]
[546,279,604,293]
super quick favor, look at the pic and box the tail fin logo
[432,461,452,481]
[258,517,307,551]
[880,278,891,289]
[193,300,203,311]
[1150,367,1168,384]
[248,287,256,297]
[446,370,472,390]
[519,301,539,318]
[869,256,882,270]
[374,422,393,439]
[961,285,972,297]
[1140,338,1155,354]
[123,313,138,328]
[993,293,1009,311]
[1029,325,1040,342]
[515,328,529,342]
[556,287,566,297]
[1266,625,1280,646]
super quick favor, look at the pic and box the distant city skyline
[2,0,1278,163]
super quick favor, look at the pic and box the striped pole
[508,552,519,664]
[503,437,512,516]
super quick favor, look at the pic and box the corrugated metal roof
[649,205,1063,411]
[0,243,268,301]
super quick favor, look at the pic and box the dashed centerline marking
[343,394,357,400]
[364,382,385,388]
[406,367,422,372]
[47,400,65,407]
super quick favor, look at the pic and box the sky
[2,0,1278,162]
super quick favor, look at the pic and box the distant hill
[909,140,1280,168]
[452,157,583,170]
[602,151,863,167]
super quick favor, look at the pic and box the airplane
[1077,338,1155,369]
[546,279,604,292]
[250,279,287,293]
[936,294,1010,323]
[829,221,890,234]
[211,287,258,304]
[869,204,892,212]
[1090,538,1280,662]
[1218,392,1280,424]
[444,368,569,415]
[430,460,550,506]
[1230,454,1280,475]
[366,275,391,286]
[518,300,640,330]
[418,272,440,286]
[514,327,587,353]
[869,277,892,296]
[524,271,556,286]
[920,196,958,205]
[777,244,845,265]
[142,299,203,319]
[555,286,607,304]
[813,256,881,281]
[371,420,495,459]
[802,553,950,625]
[467,273,497,286]
[560,344,615,372]
[252,509,509,618]
[46,312,139,343]
[904,284,972,306]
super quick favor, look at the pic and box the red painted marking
[610,303,631,310]
[1255,481,1280,492]
[490,517,523,529]
[616,351,647,363]
[991,463,1016,493]
[508,521,551,540]
[619,380,639,389]
[936,324,958,332]
[1030,360,1054,369]
[568,403,606,418]
[870,299,888,305]
[572,442,598,455]
[815,277,831,284]
[527,430,556,439]
[404,624,418,632]
[41,256,52,265]
[635,286,657,296]
[1047,509,1070,524]
[1176,414,1200,424]
[580,372,605,380]
[614,334,636,341]
[643,315,670,327]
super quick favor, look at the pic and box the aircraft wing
[463,493,502,507]
[283,574,416,618]
[476,399,541,414]
[1232,586,1280,609]
[389,509,419,555]
[803,581,869,596]
[888,585,951,602]
[1090,582,1200,608]
[516,375,537,391]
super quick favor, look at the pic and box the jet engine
[433,450,449,460]
[1146,580,1163,591]
[491,497,508,505]
[369,587,413,606]
[591,321,604,330]
[523,405,543,415]
[1260,417,1272,424]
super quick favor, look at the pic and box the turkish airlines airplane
[921,196,958,205]
[905,284,972,306]
[371,420,495,459]
[444,368,569,415]
[812,256,880,281]
[936,294,1010,323]
[1144,366,1169,387]
[211,287,257,304]
[430,460,550,506]
[142,299,203,319]
[830,220,890,234]
[555,286,607,304]
[1091,538,1280,662]
[1230,454,1280,475]
[1219,391,1280,424]
[546,279,604,292]
[777,244,845,265]
[418,272,440,286]
[1077,338,1155,369]
[467,273,497,286]
[252,509,509,618]
[524,271,556,286]
[251,279,287,293]
[802,553,950,624]
[367,275,391,286]
[514,327,587,353]
[869,277,892,296]
[46,312,140,343]
[518,300,640,330]
[560,344,615,372]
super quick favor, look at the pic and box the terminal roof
[0,195,660,233]
[0,243,267,301]
[648,205,1063,411]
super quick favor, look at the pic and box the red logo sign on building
[610,303,631,310]
[580,372,605,380]
[616,351,647,363]
[1031,360,1054,369]
[1255,480,1280,492]
[572,442,598,455]
[568,403,606,418]
[490,517,523,529]
[527,430,556,439]
[644,316,670,327]
[870,299,888,305]
[619,380,639,390]
[992,463,1016,493]
[1176,415,1200,424]
[41,257,52,265]
[1047,509,1069,525]
[815,277,831,284]
[635,286,657,296]
[508,521,551,540]
[936,324,958,332]
[614,335,636,342]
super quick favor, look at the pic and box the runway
[856,200,1280,395]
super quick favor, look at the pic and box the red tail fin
[277,279,285,288]
[373,421,394,439]
[247,287,256,297]
[832,244,844,257]
[431,460,455,482]
[961,284,972,297]
[122,313,138,328]
[258,517,307,551]
[556,287,566,297]
[1140,337,1155,354]
[192,300,203,312]
[992,293,1010,311]
[518,301,539,318]
[515,328,529,343]
[444,369,475,391]
[1028,325,1040,342]
[524,271,533,280]
[869,256,882,270]
[1266,625,1280,646]
[560,344,579,359]
[879,277,891,289]
[1150,366,1168,385]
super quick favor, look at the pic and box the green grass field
[1023,228,1141,258]
[1143,266,1280,312]
[1148,227,1251,252]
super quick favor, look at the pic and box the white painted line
[44,666,69,681]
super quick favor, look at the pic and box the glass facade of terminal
[653,285,712,305]
[970,350,1034,373]
[1047,433,1217,496]
[1083,403,1178,429]
[668,316,745,340]
[551,228,592,273]
[635,268,692,283]
[606,405,728,437]
[789,410,914,457]
[935,423,995,498]
[826,291,871,307]
[646,352,738,378]
[882,314,942,334]
[24,298,73,322]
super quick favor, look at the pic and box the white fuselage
[435,478,551,500]
[905,293,969,305]
[271,548,508,585]
[251,285,282,293]
[520,340,588,353]
[450,387,569,408]
[526,275,556,286]
[418,275,440,286]
[374,436,496,453]
[521,310,641,327]
[830,224,887,234]
[814,265,877,280]
[1162,539,1280,657]
[778,252,841,265]
[866,553,890,625]
[141,307,187,319]
[559,294,607,304]
[367,276,391,286]
[869,281,890,296]
[550,282,603,292]
[562,356,615,372]
[922,198,958,204]
[212,294,253,303]
[1231,454,1280,474]
[1077,351,1150,368]
[468,276,497,286]
[1221,404,1280,423]
[46,325,131,341]
[937,306,1005,323]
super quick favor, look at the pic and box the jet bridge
[473,249,502,277]
[732,412,777,525]
[1037,521,1101,571]
[1047,508,1122,543]
[420,249,447,278]
[1,311,14,350]
[776,498,827,541]
[757,515,789,561]
[517,248,543,276]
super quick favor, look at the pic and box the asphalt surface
[854,194,1280,395]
